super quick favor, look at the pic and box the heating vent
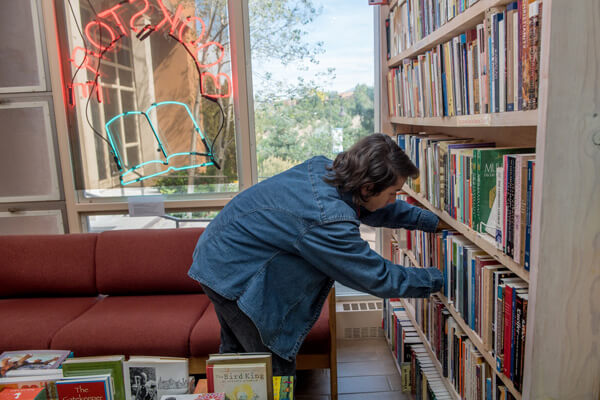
[336,300,384,340]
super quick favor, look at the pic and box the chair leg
[328,287,338,400]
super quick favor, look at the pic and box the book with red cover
[0,388,46,400]
[55,375,113,400]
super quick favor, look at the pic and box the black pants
[201,284,297,376]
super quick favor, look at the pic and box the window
[249,0,375,179]
[62,0,239,199]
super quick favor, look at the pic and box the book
[272,376,293,400]
[208,364,269,400]
[206,354,273,400]
[0,351,71,377]
[0,388,46,400]
[124,357,189,400]
[159,395,224,400]
[0,372,64,400]
[56,375,114,400]
[61,356,126,400]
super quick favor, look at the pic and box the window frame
[43,0,258,232]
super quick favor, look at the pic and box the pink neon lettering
[201,72,232,99]
[70,47,98,74]
[129,0,150,33]
[154,0,184,33]
[178,16,205,47]
[70,82,104,105]
[85,20,117,52]
[196,41,225,68]
[98,3,128,35]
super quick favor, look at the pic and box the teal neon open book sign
[105,101,215,185]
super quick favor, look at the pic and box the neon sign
[68,0,232,106]
[105,101,215,185]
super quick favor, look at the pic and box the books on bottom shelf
[206,353,273,400]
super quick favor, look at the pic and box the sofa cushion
[0,234,98,297]
[95,228,204,295]
[51,294,211,357]
[0,297,100,350]
[189,302,221,356]
[298,298,331,355]
[189,299,331,356]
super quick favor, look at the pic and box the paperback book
[0,350,71,377]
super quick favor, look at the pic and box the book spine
[524,160,533,270]
[513,294,523,387]
[495,166,504,249]
[495,284,504,372]
[506,156,516,257]
[520,0,529,110]
[498,11,506,113]
[527,0,542,110]
[502,284,513,378]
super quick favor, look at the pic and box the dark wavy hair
[324,133,419,204]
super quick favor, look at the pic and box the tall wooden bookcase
[376,0,599,399]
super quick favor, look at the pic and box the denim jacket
[188,156,443,361]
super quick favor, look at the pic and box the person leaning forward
[188,133,444,377]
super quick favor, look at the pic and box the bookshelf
[379,1,600,399]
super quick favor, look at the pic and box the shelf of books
[385,0,541,122]
[389,238,526,399]
[383,298,457,400]
[381,0,600,398]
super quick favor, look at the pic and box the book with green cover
[61,356,125,400]
[472,147,534,233]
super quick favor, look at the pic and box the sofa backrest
[95,228,204,295]
[0,233,99,298]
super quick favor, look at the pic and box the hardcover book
[0,372,64,400]
[0,350,71,377]
[0,388,46,400]
[124,357,189,400]
[159,394,224,400]
[56,375,113,400]
[61,356,126,400]
[206,354,273,400]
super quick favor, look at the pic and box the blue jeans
[201,284,297,376]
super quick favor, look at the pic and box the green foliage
[255,83,374,177]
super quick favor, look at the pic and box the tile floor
[295,337,411,400]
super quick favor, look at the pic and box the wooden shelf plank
[388,0,515,66]
[389,110,538,127]
[399,300,462,400]
[403,186,530,283]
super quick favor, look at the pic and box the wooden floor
[295,337,410,399]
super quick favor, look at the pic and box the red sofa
[0,228,337,398]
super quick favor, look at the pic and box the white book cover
[499,15,506,113]
[124,357,189,400]
[210,363,268,400]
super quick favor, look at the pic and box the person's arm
[294,221,443,298]
[358,200,439,232]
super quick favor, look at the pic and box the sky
[252,0,375,94]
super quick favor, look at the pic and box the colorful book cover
[474,147,534,235]
[61,356,126,400]
[272,376,293,400]
[209,363,268,400]
[0,388,46,400]
[0,351,71,377]
[0,373,64,400]
[56,375,113,400]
